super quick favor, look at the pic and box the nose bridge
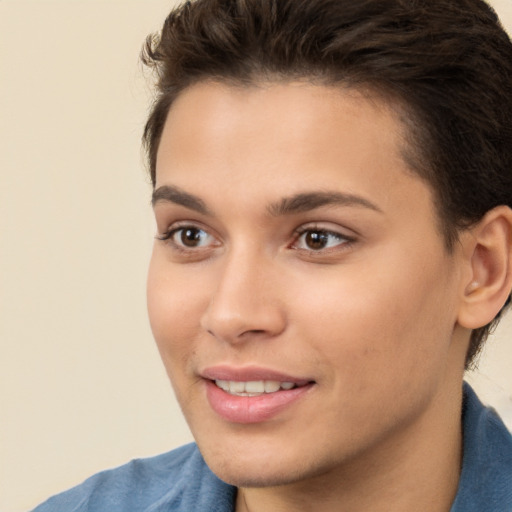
[200,242,284,343]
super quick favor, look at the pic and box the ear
[457,206,512,329]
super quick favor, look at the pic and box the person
[32,0,512,510]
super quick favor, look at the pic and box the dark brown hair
[142,0,512,367]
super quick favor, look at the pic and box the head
[142,0,512,493]
[143,0,512,368]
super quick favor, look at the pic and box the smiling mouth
[213,379,308,397]
[206,376,315,423]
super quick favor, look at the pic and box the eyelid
[293,222,356,239]
[157,219,211,238]
[156,221,220,251]
[291,223,357,252]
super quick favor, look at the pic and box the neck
[236,381,463,512]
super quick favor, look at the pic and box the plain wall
[1,1,511,511]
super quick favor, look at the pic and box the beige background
[1,1,511,511]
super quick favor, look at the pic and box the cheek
[146,254,205,368]
[289,252,458,384]
[286,263,458,439]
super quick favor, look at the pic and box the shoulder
[31,443,236,512]
[451,383,512,511]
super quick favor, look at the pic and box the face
[147,81,468,487]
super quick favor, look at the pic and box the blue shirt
[32,384,512,511]
[451,383,512,510]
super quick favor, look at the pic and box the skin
[147,81,491,511]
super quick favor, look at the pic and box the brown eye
[304,231,329,250]
[179,228,205,247]
[294,229,349,251]
[162,226,214,248]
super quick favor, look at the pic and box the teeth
[230,381,245,394]
[214,379,297,396]
[245,381,264,393]
[215,380,230,392]
[264,380,281,393]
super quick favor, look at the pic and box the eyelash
[156,223,355,256]
[291,226,355,252]
[157,224,216,252]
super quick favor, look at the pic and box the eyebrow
[152,185,211,215]
[152,185,382,217]
[267,191,382,216]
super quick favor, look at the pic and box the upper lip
[201,365,313,385]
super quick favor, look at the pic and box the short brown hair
[142,0,512,367]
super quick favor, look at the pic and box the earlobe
[457,206,512,330]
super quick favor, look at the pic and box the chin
[197,435,336,489]
[206,456,315,488]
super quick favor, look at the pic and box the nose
[200,249,286,344]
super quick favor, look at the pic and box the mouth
[201,367,315,423]
[213,379,304,396]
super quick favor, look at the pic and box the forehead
[155,80,435,226]
[160,80,404,143]
[158,81,407,176]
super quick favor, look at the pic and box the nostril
[200,288,286,343]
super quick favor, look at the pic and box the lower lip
[205,380,313,424]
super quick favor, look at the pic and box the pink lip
[201,365,315,424]
[201,365,312,385]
